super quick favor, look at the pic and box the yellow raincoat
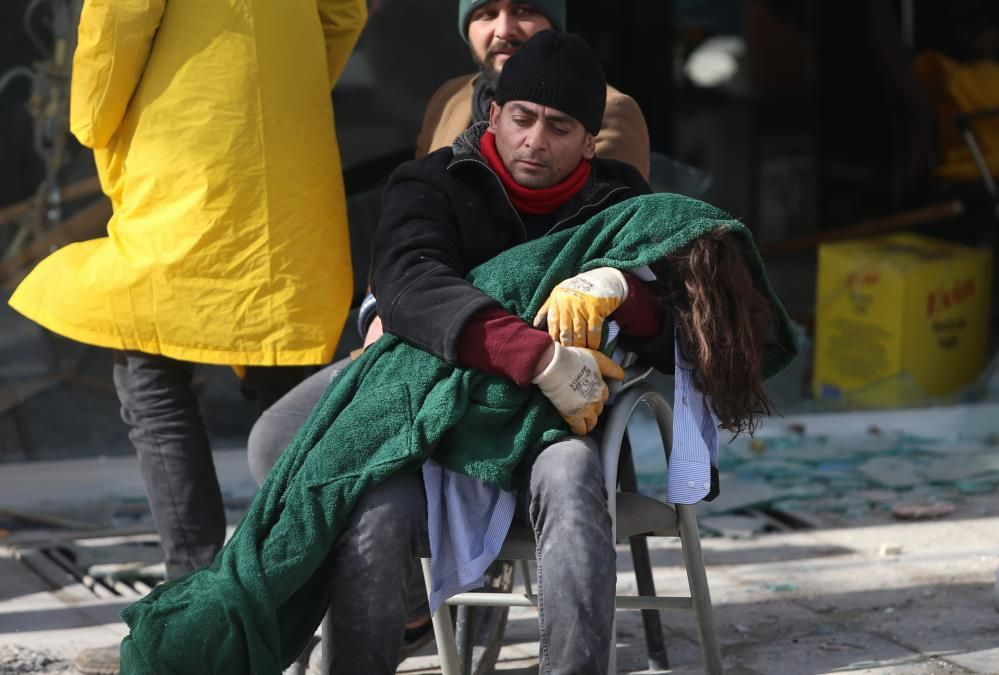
[9,0,367,366]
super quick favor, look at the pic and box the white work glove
[532,343,625,435]
[533,267,629,349]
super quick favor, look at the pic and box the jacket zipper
[543,185,629,237]
[448,157,528,241]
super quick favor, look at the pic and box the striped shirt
[667,335,718,503]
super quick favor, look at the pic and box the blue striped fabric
[667,335,718,504]
[422,460,517,613]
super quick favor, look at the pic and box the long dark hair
[654,228,775,435]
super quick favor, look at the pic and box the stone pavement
[397,515,999,674]
[2,396,999,674]
[1,452,997,674]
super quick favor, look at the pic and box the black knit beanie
[458,0,566,42]
[494,30,606,136]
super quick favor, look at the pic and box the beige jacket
[414,73,650,180]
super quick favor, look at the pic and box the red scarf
[479,130,591,215]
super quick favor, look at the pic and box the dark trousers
[249,361,615,673]
[112,350,312,580]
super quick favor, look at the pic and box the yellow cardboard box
[813,233,992,407]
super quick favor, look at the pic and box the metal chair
[422,380,723,675]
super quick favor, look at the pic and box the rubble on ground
[632,401,999,534]
[0,644,70,674]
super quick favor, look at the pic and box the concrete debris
[0,644,69,674]
[890,501,957,520]
[631,403,999,533]
[878,542,903,556]
[857,456,927,488]
[923,454,999,482]
[763,582,798,592]
[699,514,770,538]
[0,508,96,531]
[691,480,784,516]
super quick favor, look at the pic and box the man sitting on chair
[245,30,778,673]
[248,30,657,673]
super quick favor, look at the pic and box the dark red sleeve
[456,307,553,388]
[613,272,666,339]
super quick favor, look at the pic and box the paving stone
[2,442,998,674]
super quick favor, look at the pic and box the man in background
[417,0,650,174]
[359,0,651,346]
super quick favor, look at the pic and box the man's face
[467,1,553,75]
[488,100,595,189]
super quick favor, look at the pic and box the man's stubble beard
[510,153,555,189]
[472,39,525,82]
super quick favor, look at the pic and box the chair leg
[677,504,723,674]
[320,605,334,673]
[422,557,461,675]
[454,605,474,673]
[609,611,618,675]
[620,440,670,671]
[627,536,671,670]
[286,634,319,675]
[454,561,514,675]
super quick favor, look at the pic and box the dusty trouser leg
[246,358,350,485]
[327,470,427,675]
[527,435,615,675]
[113,350,224,580]
[247,358,432,667]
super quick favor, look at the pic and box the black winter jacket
[371,123,654,367]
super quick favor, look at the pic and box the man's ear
[582,132,596,160]
[488,101,502,132]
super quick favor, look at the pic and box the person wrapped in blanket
[237,30,788,675]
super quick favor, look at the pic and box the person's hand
[363,315,384,349]
[531,342,625,435]
[533,267,628,349]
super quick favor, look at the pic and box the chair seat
[494,492,679,561]
[618,492,680,538]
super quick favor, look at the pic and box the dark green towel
[119,193,797,673]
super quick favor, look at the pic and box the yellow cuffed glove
[533,267,629,349]
[532,343,625,435]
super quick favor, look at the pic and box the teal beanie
[458,1,567,42]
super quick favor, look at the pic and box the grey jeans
[112,350,312,580]
[247,358,354,485]
[247,360,616,674]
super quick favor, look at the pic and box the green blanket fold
[119,193,797,673]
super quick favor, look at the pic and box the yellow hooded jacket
[9,0,366,366]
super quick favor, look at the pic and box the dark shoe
[74,645,120,675]
[398,612,435,661]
